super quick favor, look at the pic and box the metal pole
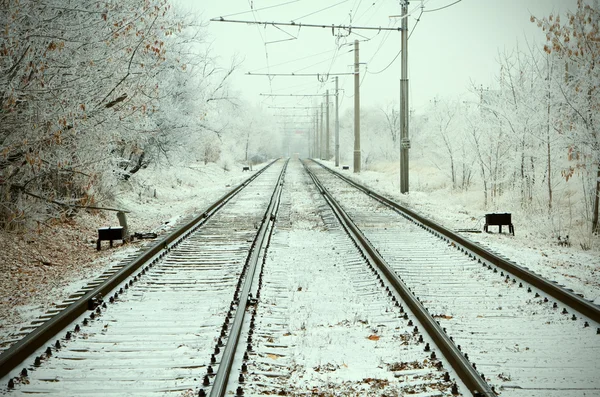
[326,89,330,160]
[354,40,361,173]
[335,76,340,167]
[320,103,324,159]
[400,2,410,193]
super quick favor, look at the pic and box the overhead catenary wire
[364,0,427,70]
[214,2,431,112]
[246,0,274,93]
[366,4,424,75]
[353,0,384,26]
[424,0,463,13]
[218,0,300,19]
[210,18,405,32]
[349,0,364,23]
[291,0,350,22]
[248,49,338,73]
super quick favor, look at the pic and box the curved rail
[0,160,279,379]
[303,160,496,397]
[312,160,600,324]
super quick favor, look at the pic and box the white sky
[174,0,577,116]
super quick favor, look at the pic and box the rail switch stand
[484,213,514,235]
[97,226,126,250]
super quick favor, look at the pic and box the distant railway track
[1,158,598,396]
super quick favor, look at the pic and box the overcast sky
[174,0,578,116]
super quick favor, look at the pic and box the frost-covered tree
[533,0,600,232]
[0,0,177,227]
[0,1,239,229]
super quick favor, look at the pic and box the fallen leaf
[367,335,380,341]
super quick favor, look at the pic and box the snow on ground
[0,162,258,345]
[1,155,598,366]
[326,160,600,306]
[247,159,453,396]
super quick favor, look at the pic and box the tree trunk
[245,131,250,162]
[545,58,553,212]
[593,165,600,233]
[546,102,553,211]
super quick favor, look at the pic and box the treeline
[0,0,280,230]
[339,0,599,237]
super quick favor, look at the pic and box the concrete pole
[335,76,340,167]
[313,110,317,158]
[320,103,324,159]
[353,40,361,173]
[400,2,410,193]
[308,115,312,158]
[326,89,330,160]
[315,108,319,158]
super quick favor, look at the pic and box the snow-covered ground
[327,160,600,306]
[0,162,259,346]
[1,157,598,376]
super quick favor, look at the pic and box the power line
[350,0,363,23]
[365,0,428,66]
[246,0,273,93]
[270,81,325,93]
[272,114,314,117]
[268,106,322,109]
[248,49,337,73]
[248,72,354,76]
[292,0,350,22]
[424,0,463,13]
[210,18,406,32]
[366,5,423,75]
[217,0,300,19]
[294,49,352,73]
[353,0,383,26]
[260,93,325,97]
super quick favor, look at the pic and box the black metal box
[484,213,514,235]
[98,226,124,240]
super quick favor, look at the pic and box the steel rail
[311,160,600,324]
[302,160,496,397]
[209,159,288,397]
[0,160,279,379]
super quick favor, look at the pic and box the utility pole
[316,108,320,158]
[399,1,410,193]
[325,89,330,160]
[308,119,314,158]
[320,103,324,159]
[309,114,314,158]
[335,76,340,167]
[354,40,361,173]
[316,109,319,157]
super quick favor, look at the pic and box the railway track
[1,157,598,396]
[305,160,600,397]
[0,159,287,396]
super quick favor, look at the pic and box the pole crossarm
[276,121,314,124]
[268,106,322,109]
[272,114,314,117]
[247,72,354,77]
[210,18,406,32]
[260,93,324,97]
